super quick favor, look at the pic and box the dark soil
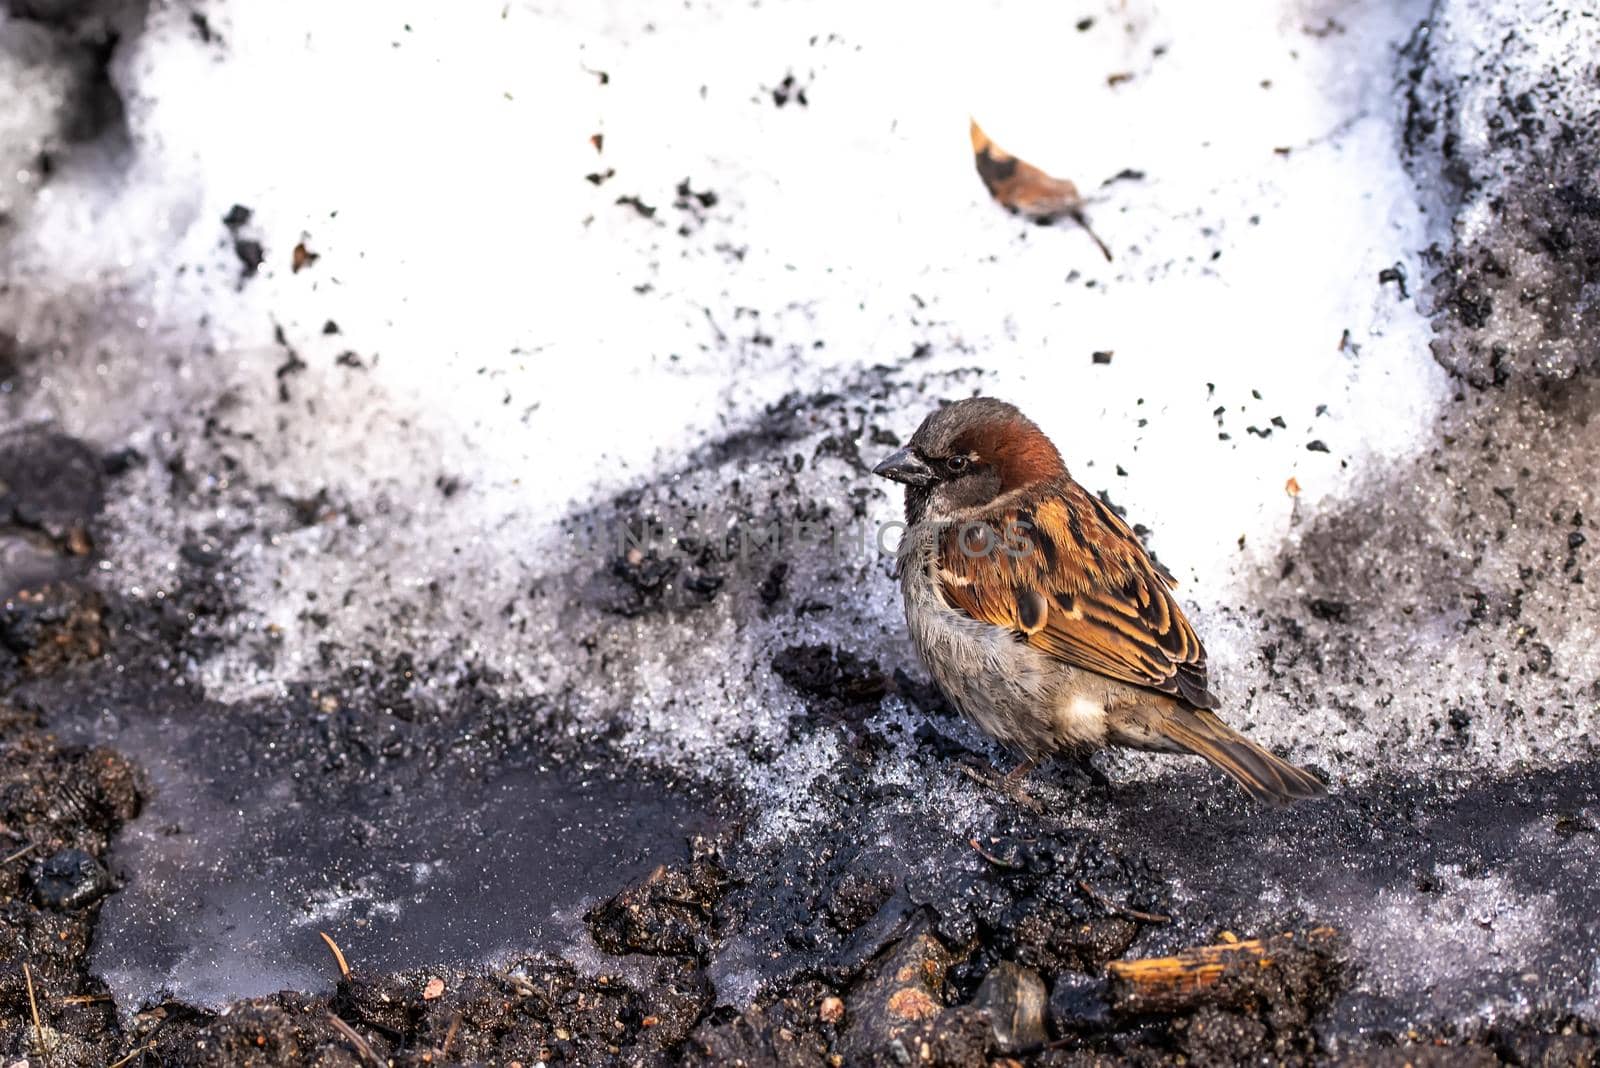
[5,379,1600,1065]
[0,396,1587,1061]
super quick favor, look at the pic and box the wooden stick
[24,961,45,1055]
[968,837,1024,870]
[104,1041,156,1068]
[440,1011,463,1059]
[327,1015,381,1066]
[1077,880,1170,924]
[1104,927,1337,1015]
[3,842,38,866]
[319,931,351,981]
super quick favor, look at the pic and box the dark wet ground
[26,660,728,1010]
[4,423,1600,1066]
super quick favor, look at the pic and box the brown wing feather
[937,481,1219,709]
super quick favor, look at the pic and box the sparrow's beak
[872,447,938,487]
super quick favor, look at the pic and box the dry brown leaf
[66,525,93,556]
[969,119,1111,260]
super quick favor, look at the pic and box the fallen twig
[319,930,352,981]
[653,893,713,914]
[699,304,727,344]
[1104,926,1339,1014]
[1077,879,1171,924]
[327,1014,382,1066]
[440,1011,463,1060]
[3,842,38,866]
[104,1041,156,1068]
[24,960,45,1056]
[968,837,1025,869]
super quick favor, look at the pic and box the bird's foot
[961,757,1045,815]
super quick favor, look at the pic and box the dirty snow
[6,0,1446,774]
[3,0,1599,1027]
[1403,0,1600,384]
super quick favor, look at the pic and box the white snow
[9,0,1589,822]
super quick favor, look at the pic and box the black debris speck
[771,72,809,108]
[675,178,718,209]
[758,562,789,607]
[1308,598,1351,623]
[1378,262,1410,299]
[616,195,656,219]
[233,238,264,277]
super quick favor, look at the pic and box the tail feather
[1158,708,1327,806]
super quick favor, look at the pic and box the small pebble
[29,848,112,910]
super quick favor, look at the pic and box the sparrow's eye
[945,455,971,475]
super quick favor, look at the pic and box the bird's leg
[1003,756,1041,788]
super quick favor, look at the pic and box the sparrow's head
[873,397,1066,522]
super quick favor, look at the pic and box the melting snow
[3,0,1597,1026]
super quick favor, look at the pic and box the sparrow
[873,397,1325,805]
